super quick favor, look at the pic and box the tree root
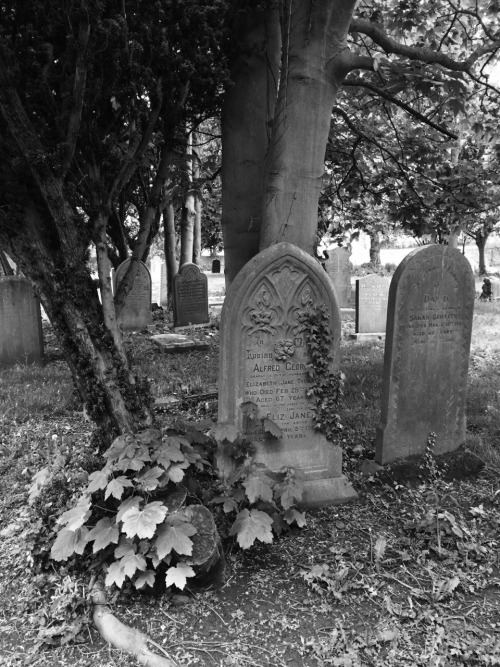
[90,581,180,667]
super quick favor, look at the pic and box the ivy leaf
[262,418,282,439]
[105,560,126,588]
[121,551,147,578]
[134,466,164,492]
[135,570,156,590]
[105,476,134,500]
[229,509,274,549]
[116,496,141,523]
[243,474,274,504]
[155,520,197,560]
[51,527,89,562]
[121,501,167,539]
[57,496,91,530]
[87,518,120,553]
[283,508,307,528]
[87,468,110,493]
[165,563,195,590]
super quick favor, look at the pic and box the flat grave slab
[151,333,209,352]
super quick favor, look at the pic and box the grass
[1,301,500,666]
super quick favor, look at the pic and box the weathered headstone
[114,259,152,331]
[212,259,221,274]
[160,262,168,307]
[0,276,44,367]
[325,247,353,307]
[149,256,162,306]
[490,277,500,300]
[173,263,209,328]
[375,246,475,465]
[217,243,357,508]
[355,274,390,340]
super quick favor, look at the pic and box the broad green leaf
[155,445,185,468]
[165,563,195,590]
[116,496,141,523]
[275,478,303,510]
[104,434,135,461]
[229,509,274,549]
[105,560,126,588]
[114,457,146,472]
[87,517,119,553]
[114,537,135,559]
[155,521,196,560]
[105,476,134,500]
[135,570,156,589]
[121,501,167,539]
[121,551,147,578]
[243,474,274,504]
[262,418,282,439]
[283,508,307,528]
[51,527,89,561]
[135,429,161,445]
[167,465,185,483]
[87,468,110,493]
[211,423,239,444]
[134,466,164,491]
[57,496,91,530]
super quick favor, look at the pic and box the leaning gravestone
[0,276,44,367]
[355,274,390,340]
[375,245,475,465]
[173,263,209,328]
[217,243,357,507]
[325,247,353,307]
[114,259,152,331]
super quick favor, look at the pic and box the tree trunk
[369,231,381,266]
[164,203,178,304]
[180,134,195,266]
[259,0,357,254]
[0,248,14,275]
[221,6,281,285]
[193,148,202,266]
[476,232,489,275]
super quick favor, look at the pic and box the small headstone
[114,259,152,331]
[490,277,500,300]
[217,242,357,508]
[354,274,390,340]
[149,256,163,306]
[325,247,353,307]
[160,262,169,307]
[212,259,221,274]
[173,263,209,328]
[375,246,475,465]
[0,276,44,367]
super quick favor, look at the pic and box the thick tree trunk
[164,203,178,304]
[221,6,281,285]
[369,231,381,266]
[180,134,195,266]
[476,232,488,275]
[260,0,357,254]
[193,149,202,266]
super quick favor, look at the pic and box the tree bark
[164,203,178,304]
[369,230,381,266]
[476,232,489,275]
[193,148,202,266]
[221,6,281,285]
[180,134,195,266]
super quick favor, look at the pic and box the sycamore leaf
[121,551,147,578]
[121,501,167,539]
[105,560,126,588]
[114,457,146,472]
[275,478,303,510]
[114,537,135,559]
[116,496,141,523]
[229,509,274,549]
[212,495,239,513]
[262,418,282,439]
[283,508,307,528]
[155,521,196,560]
[135,429,161,445]
[167,465,185,483]
[155,445,185,468]
[57,496,91,530]
[165,563,195,590]
[51,527,89,561]
[87,468,110,493]
[134,466,164,492]
[243,474,274,504]
[135,570,156,589]
[104,434,135,461]
[105,476,134,500]
[87,518,120,553]
[212,423,239,444]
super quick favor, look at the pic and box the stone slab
[114,259,152,331]
[325,247,353,307]
[375,245,475,465]
[351,333,385,342]
[151,333,209,352]
[217,242,357,508]
[173,263,209,328]
[355,274,390,334]
[0,276,44,367]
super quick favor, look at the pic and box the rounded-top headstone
[0,276,44,367]
[114,259,152,331]
[173,263,209,328]
[375,245,475,464]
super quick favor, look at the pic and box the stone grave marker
[217,242,357,508]
[490,277,500,300]
[0,276,44,367]
[173,263,209,328]
[325,247,353,308]
[114,259,152,331]
[212,259,221,274]
[375,245,475,465]
[355,274,390,340]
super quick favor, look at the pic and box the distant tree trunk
[193,148,202,266]
[180,133,195,266]
[0,248,13,275]
[476,231,489,275]
[221,6,280,285]
[369,231,381,266]
[164,203,178,304]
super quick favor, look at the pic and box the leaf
[155,445,185,468]
[274,477,303,510]
[28,467,50,505]
[114,457,146,472]
[87,468,110,493]
[135,570,156,590]
[135,429,161,445]
[243,474,274,504]
[134,466,164,492]
[165,563,195,590]
[120,551,147,578]
[104,434,135,461]
[114,537,135,559]
[116,496,141,523]
[212,423,239,444]
[105,476,134,500]
[51,527,89,562]
[262,418,282,439]
[57,496,91,530]
[374,536,387,561]
[105,560,126,588]
[155,520,197,560]
[121,501,168,539]
[229,509,274,549]
[87,518,120,553]
[283,508,306,527]
[212,495,239,513]
[167,465,185,483]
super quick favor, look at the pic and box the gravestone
[173,263,209,328]
[0,276,44,367]
[160,262,168,307]
[375,245,475,465]
[217,243,357,508]
[490,277,500,300]
[212,259,221,274]
[325,247,352,307]
[114,259,152,331]
[149,256,162,306]
[355,274,390,339]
